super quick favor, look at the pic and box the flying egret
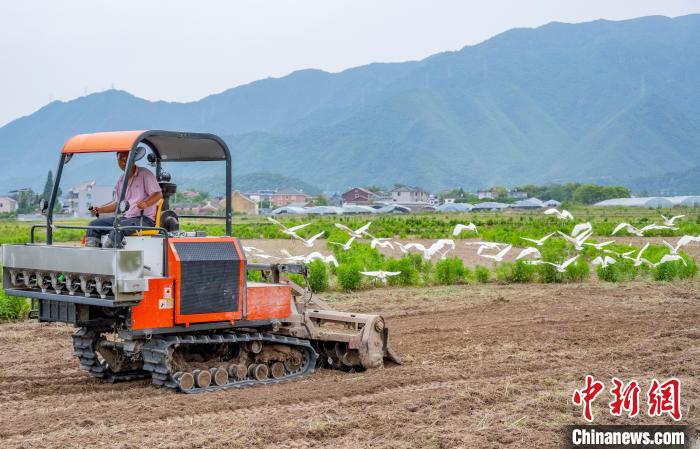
[335,222,374,239]
[402,240,455,260]
[544,208,574,220]
[267,217,311,239]
[527,255,579,272]
[592,255,616,268]
[571,222,593,238]
[557,229,593,251]
[515,247,541,260]
[621,243,653,267]
[520,233,554,246]
[295,231,325,248]
[329,236,356,251]
[452,223,478,236]
[304,252,339,267]
[654,254,687,267]
[583,240,615,251]
[661,214,685,227]
[360,270,402,284]
[662,235,700,255]
[370,238,394,250]
[612,222,673,237]
[478,244,512,262]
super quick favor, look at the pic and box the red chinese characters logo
[609,377,640,417]
[572,376,681,422]
[572,375,605,421]
[647,378,682,421]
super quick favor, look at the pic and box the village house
[508,188,528,199]
[218,191,259,215]
[64,181,114,217]
[476,189,495,200]
[391,186,430,204]
[272,188,310,207]
[0,196,18,213]
[341,187,375,205]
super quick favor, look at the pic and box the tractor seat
[137,199,164,236]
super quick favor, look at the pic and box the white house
[391,186,430,204]
[65,181,114,217]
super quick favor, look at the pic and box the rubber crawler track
[71,328,151,383]
[141,332,318,393]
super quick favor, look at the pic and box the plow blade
[306,309,401,369]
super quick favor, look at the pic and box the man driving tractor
[86,150,163,247]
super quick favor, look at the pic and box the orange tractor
[1,130,399,392]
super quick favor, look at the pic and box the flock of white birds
[240,209,700,283]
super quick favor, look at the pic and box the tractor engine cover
[170,238,246,323]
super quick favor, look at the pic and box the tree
[16,188,38,214]
[572,184,631,205]
[41,171,54,202]
[39,171,62,210]
[491,186,508,199]
[313,195,329,206]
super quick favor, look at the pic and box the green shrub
[435,257,466,285]
[333,243,384,270]
[537,263,563,283]
[565,258,590,283]
[474,265,490,283]
[494,262,514,284]
[246,268,264,282]
[337,263,362,292]
[596,265,620,282]
[384,257,419,286]
[420,260,433,285]
[288,273,306,286]
[511,260,535,283]
[307,260,329,292]
[0,289,29,322]
[652,261,677,281]
[677,256,698,280]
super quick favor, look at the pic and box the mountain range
[1,14,699,194]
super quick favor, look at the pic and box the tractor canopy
[61,130,230,162]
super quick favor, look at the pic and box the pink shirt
[115,166,161,220]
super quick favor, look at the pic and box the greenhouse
[472,202,508,211]
[436,203,473,212]
[667,196,700,207]
[510,198,545,209]
[594,197,674,208]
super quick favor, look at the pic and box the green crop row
[246,240,697,293]
[2,208,700,245]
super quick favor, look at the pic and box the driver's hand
[136,201,148,210]
[90,207,100,217]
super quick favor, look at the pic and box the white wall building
[65,181,114,217]
[391,186,430,204]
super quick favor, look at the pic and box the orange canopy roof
[61,130,146,154]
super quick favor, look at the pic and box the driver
[86,151,163,247]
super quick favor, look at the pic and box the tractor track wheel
[174,372,195,391]
[192,369,211,388]
[210,367,229,386]
[249,363,269,381]
[270,362,286,379]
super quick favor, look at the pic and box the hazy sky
[1,0,698,126]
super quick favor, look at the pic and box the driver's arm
[93,201,117,215]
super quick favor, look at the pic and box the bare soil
[1,282,698,448]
